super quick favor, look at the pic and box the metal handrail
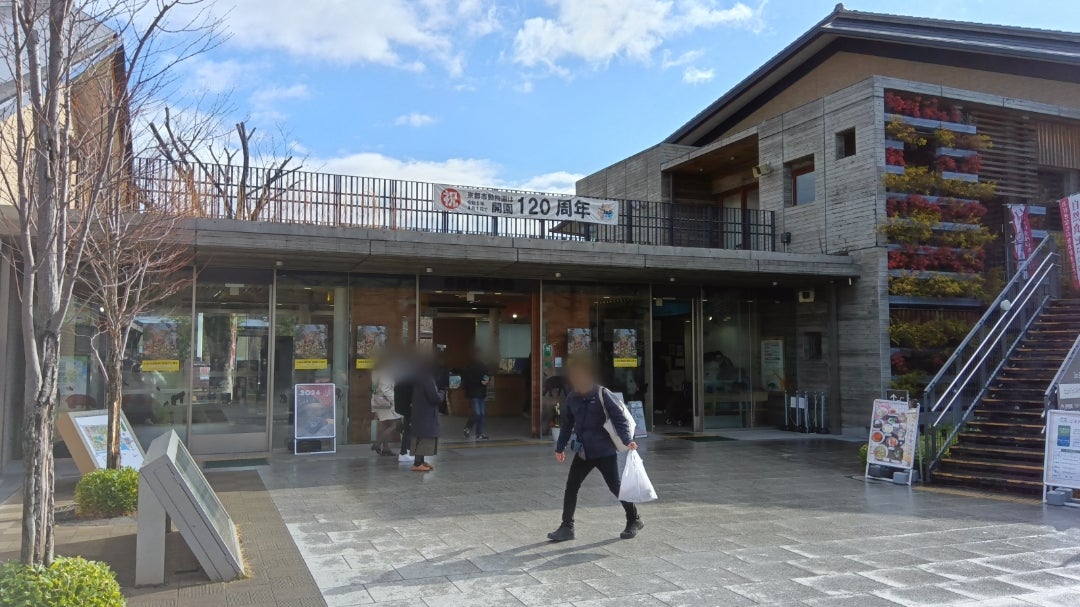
[1044,333,1080,413]
[921,238,1060,479]
[924,238,1054,410]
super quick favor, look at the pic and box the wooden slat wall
[1036,121,1080,170]
[971,109,1038,202]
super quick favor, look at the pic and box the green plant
[916,424,957,466]
[885,166,998,201]
[885,119,927,146]
[0,557,124,607]
[889,318,975,349]
[859,443,868,466]
[954,132,993,151]
[889,273,986,299]
[933,127,956,148]
[75,467,138,519]
[891,371,930,396]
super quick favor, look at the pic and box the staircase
[932,299,1080,495]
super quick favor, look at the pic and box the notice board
[57,409,145,474]
[865,399,919,473]
[1045,410,1080,490]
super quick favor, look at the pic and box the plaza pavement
[260,435,1080,607]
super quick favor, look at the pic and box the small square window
[804,331,823,360]
[787,156,816,206]
[836,128,856,159]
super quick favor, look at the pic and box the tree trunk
[20,330,59,566]
[105,331,124,469]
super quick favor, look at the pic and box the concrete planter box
[941,171,978,182]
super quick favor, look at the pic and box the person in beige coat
[371,365,401,456]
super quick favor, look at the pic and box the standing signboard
[627,401,648,439]
[294,383,336,454]
[1045,410,1080,493]
[57,410,145,474]
[865,399,920,484]
[136,431,244,585]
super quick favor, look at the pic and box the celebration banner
[1061,194,1080,288]
[1008,204,1035,266]
[434,184,619,225]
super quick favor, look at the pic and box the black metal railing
[132,157,775,252]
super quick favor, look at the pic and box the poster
[59,356,89,401]
[294,324,329,370]
[141,323,181,372]
[419,316,434,337]
[1008,204,1035,266]
[1045,410,1080,489]
[628,401,647,438]
[761,338,785,391]
[1061,194,1080,288]
[613,329,638,368]
[294,383,336,440]
[567,328,592,355]
[355,325,388,369]
[434,184,619,226]
[866,399,919,471]
[72,413,145,470]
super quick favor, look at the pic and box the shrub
[75,467,138,519]
[0,556,124,607]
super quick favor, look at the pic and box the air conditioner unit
[798,289,815,303]
[752,163,773,178]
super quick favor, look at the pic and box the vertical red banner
[1061,194,1080,288]
[1008,204,1034,265]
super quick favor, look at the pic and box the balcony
[133,157,775,253]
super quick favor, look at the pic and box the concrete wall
[723,51,1080,138]
[577,144,695,202]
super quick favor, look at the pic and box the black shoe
[463,427,471,438]
[620,519,644,539]
[547,524,575,542]
[478,434,490,441]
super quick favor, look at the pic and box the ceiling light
[426,267,433,273]
[512,313,518,319]
[555,272,561,278]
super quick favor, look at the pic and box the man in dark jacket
[549,356,642,542]
[409,361,445,472]
[462,349,490,440]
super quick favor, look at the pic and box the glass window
[127,288,194,447]
[190,275,272,455]
[788,157,816,206]
[836,128,856,159]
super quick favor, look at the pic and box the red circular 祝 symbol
[440,188,462,210]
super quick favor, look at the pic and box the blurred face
[568,364,596,394]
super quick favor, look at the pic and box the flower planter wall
[882,91,998,396]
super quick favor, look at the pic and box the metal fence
[133,157,775,251]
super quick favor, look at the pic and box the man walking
[463,349,490,440]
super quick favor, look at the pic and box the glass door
[189,278,272,456]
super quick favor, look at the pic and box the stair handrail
[1044,333,1080,414]
[923,238,1055,412]
[921,238,1059,479]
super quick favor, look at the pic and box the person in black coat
[549,355,642,542]
[410,361,444,472]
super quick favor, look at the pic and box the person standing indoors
[370,362,400,456]
[410,361,445,472]
[548,356,643,541]
[463,349,490,440]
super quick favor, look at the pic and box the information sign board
[1045,410,1080,490]
[865,399,919,482]
[57,409,145,474]
[628,401,648,439]
[294,383,337,454]
[136,431,244,585]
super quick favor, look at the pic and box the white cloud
[682,66,715,84]
[249,84,310,122]
[394,112,437,128]
[661,49,704,69]
[310,152,581,194]
[515,80,535,93]
[220,0,499,76]
[186,58,260,94]
[513,0,763,71]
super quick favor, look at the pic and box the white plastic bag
[618,451,658,503]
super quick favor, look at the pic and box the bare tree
[0,0,215,566]
[81,169,195,470]
[151,112,303,221]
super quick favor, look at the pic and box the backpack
[599,387,636,452]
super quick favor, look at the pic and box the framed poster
[58,356,90,401]
[294,324,329,370]
[141,322,181,372]
[356,325,388,369]
[294,383,336,454]
[865,399,919,479]
[613,328,638,368]
[57,409,146,474]
[761,338,785,391]
[1045,410,1080,490]
[567,328,592,355]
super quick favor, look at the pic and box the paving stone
[505,580,604,606]
[873,584,973,606]
[941,578,1035,600]
[584,574,679,597]
[802,595,905,606]
[795,572,892,596]
[1019,588,1080,606]
[860,566,952,587]
[999,570,1080,592]
[728,578,827,602]
[419,589,526,607]
[789,556,877,575]
[650,586,757,607]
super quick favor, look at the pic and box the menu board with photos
[1045,409,1080,490]
[865,399,919,472]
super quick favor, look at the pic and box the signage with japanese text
[434,184,619,226]
[1060,193,1080,288]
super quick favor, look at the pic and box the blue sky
[177,0,1080,192]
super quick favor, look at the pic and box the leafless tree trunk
[0,0,215,565]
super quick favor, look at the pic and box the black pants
[399,418,412,455]
[562,453,638,525]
